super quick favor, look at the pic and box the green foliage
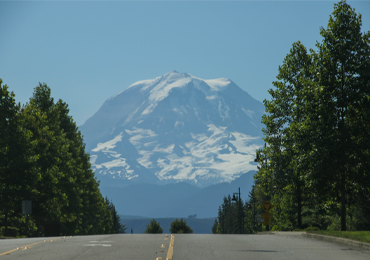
[308,231,370,244]
[214,183,271,234]
[352,192,370,231]
[304,226,320,231]
[145,219,163,234]
[211,218,218,234]
[0,79,39,236]
[216,223,221,234]
[215,192,259,234]
[243,185,263,234]
[106,198,127,233]
[216,195,237,234]
[0,80,119,236]
[0,226,19,237]
[327,216,341,231]
[170,218,193,234]
[254,0,370,232]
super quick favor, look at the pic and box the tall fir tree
[256,0,370,231]
[0,79,39,236]
[20,83,114,236]
[310,0,370,231]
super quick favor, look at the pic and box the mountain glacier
[80,71,265,188]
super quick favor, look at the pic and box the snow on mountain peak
[80,71,265,188]
[204,78,231,91]
[125,71,236,117]
[126,71,232,98]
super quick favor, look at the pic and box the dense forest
[0,81,125,237]
[213,0,370,234]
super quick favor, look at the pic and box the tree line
[211,186,264,234]
[213,0,370,234]
[145,218,193,234]
[0,81,125,237]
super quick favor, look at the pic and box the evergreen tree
[215,195,244,234]
[105,197,126,233]
[22,83,72,235]
[19,83,114,236]
[256,0,370,231]
[211,218,218,234]
[144,219,163,234]
[244,185,261,233]
[170,218,193,234]
[307,0,370,231]
[0,81,119,236]
[259,41,313,229]
[0,79,39,236]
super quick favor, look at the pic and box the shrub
[144,219,163,234]
[0,226,19,237]
[304,226,320,231]
[170,218,193,234]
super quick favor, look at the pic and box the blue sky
[1,0,369,127]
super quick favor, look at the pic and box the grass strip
[308,231,370,244]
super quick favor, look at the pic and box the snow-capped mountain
[80,71,265,188]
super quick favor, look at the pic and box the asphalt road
[1,232,369,260]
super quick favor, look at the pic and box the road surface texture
[1,232,369,259]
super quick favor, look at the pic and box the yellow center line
[0,238,62,256]
[166,235,175,260]
[0,248,19,256]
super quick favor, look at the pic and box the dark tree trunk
[4,212,8,237]
[297,179,302,228]
[341,170,347,231]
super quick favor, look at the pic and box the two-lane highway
[173,232,370,260]
[1,232,369,259]
[0,234,171,260]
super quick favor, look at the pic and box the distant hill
[120,215,150,220]
[101,170,255,218]
[121,217,217,234]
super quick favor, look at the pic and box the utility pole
[255,143,272,232]
[252,185,256,233]
[264,143,270,232]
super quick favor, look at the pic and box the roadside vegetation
[170,218,193,234]
[213,0,370,234]
[145,219,164,234]
[308,231,370,244]
[0,82,125,237]
[143,218,194,234]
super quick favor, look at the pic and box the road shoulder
[302,232,370,251]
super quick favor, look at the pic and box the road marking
[0,238,59,256]
[89,241,114,243]
[0,248,19,256]
[166,235,175,260]
[83,244,112,247]
[164,238,168,240]
[161,244,166,248]
[156,258,162,260]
